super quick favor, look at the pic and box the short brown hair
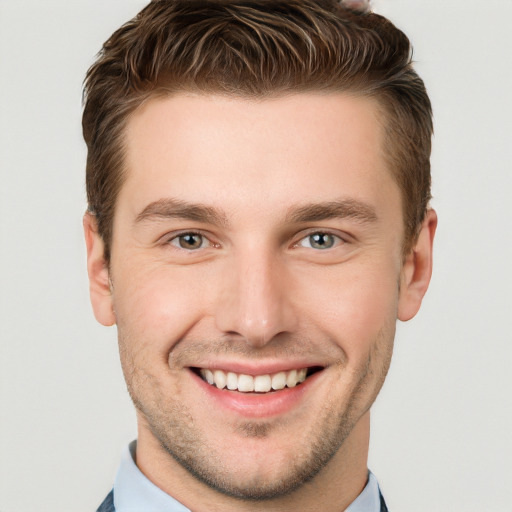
[83,0,432,260]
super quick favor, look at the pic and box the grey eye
[301,233,337,250]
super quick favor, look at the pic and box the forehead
[118,92,399,225]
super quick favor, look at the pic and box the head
[83,0,432,262]
[83,1,436,508]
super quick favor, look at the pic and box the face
[86,92,435,502]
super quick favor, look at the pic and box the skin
[85,93,436,511]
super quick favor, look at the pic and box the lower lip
[189,369,323,418]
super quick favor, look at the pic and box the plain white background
[0,1,510,511]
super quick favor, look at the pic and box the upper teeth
[200,368,308,392]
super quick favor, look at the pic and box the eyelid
[292,229,349,249]
[161,229,219,249]
[158,228,351,251]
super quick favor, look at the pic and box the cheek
[112,261,212,354]
[296,259,400,354]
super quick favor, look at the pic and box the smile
[198,368,317,393]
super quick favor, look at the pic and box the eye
[299,232,340,250]
[169,233,209,250]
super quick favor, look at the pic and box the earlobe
[83,212,116,326]
[398,209,437,321]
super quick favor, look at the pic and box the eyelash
[295,231,345,250]
[164,230,346,251]
[166,231,216,251]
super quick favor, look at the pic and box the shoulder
[96,489,115,512]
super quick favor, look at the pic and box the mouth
[195,367,323,393]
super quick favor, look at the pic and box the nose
[214,248,298,348]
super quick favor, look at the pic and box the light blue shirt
[114,441,382,512]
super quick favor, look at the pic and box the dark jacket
[96,489,389,511]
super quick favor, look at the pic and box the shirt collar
[114,441,382,512]
[114,441,190,512]
[345,470,382,512]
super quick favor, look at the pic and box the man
[83,1,436,510]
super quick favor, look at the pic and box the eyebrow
[286,199,378,224]
[135,198,229,227]
[134,197,377,227]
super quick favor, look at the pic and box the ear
[83,212,116,326]
[398,209,437,321]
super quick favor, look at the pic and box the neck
[135,412,371,512]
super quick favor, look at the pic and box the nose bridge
[215,244,296,347]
